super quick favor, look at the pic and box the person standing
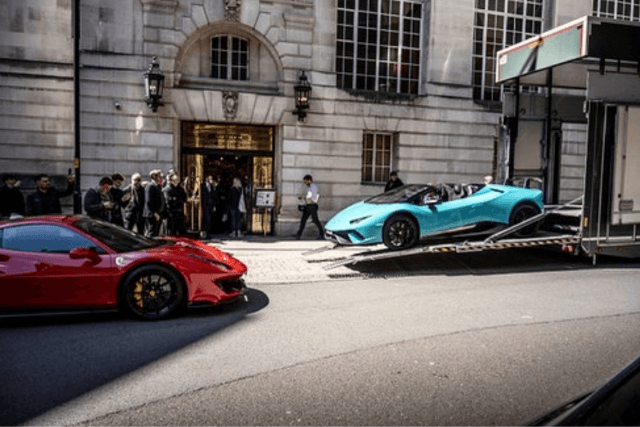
[0,173,25,218]
[84,176,115,221]
[122,173,145,233]
[385,171,404,192]
[25,173,75,216]
[109,173,125,226]
[228,177,244,238]
[143,169,166,237]
[163,172,188,236]
[200,175,220,238]
[295,174,324,240]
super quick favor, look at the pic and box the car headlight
[187,253,231,271]
[349,215,371,225]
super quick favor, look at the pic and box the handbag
[298,204,305,212]
[239,192,247,214]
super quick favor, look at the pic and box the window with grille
[472,0,544,101]
[593,0,640,21]
[211,36,249,81]
[362,132,396,183]
[337,0,423,95]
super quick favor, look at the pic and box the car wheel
[509,202,541,237]
[121,264,186,320]
[383,214,419,250]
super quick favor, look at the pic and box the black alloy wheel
[383,214,419,250]
[121,265,186,320]
[509,202,542,237]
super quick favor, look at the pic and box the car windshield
[365,185,430,204]
[73,217,170,253]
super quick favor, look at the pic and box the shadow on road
[0,288,268,426]
[341,247,640,277]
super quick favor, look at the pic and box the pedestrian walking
[385,171,404,192]
[163,172,188,236]
[25,172,75,216]
[295,174,324,239]
[200,175,220,238]
[122,173,145,233]
[84,176,115,221]
[143,169,166,237]
[109,173,125,226]
[0,173,25,218]
[228,177,245,238]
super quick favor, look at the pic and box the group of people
[0,169,249,239]
[1,172,76,219]
[83,170,193,238]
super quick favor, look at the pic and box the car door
[415,188,465,234]
[0,224,118,309]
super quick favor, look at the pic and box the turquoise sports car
[325,183,544,250]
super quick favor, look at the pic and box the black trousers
[144,216,162,237]
[297,203,323,236]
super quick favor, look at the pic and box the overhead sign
[497,16,588,84]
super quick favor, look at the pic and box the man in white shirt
[295,174,324,239]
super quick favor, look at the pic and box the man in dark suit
[25,173,75,216]
[200,175,220,238]
[84,176,115,222]
[122,173,145,233]
[143,169,166,237]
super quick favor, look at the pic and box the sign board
[497,16,587,84]
[254,189,277,208]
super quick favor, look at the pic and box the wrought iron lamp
[293,70,311,122]
[143,56,165,112]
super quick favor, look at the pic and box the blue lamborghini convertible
[325,183,544,250]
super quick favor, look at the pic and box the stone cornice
[140,0,179,12]
[262,0,314,9]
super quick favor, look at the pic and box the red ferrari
[0,215,247,320]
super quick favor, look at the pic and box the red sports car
[0,215,247,320]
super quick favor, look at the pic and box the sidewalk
[204,234,371,285]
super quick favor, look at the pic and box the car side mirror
[69,247,101,263]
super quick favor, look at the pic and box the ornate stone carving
[223,91,239,119]
[225,0,241,21]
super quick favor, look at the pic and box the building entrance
[181,122,275,235]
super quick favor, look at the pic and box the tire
[121,264,186,320]
[509,202,541,237]
[383,214,419,250]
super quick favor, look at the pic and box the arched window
[211,35,249,81]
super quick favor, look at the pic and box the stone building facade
[0,0,636,234]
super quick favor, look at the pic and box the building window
[362,132,395,183]
[211,36,249,81]
[593,0,640,20]
[472,0,544,101]
[337,0,422,95]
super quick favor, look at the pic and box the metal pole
[73,0,82,213]
[508,78,520,182]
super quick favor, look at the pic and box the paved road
[2,243,639,425]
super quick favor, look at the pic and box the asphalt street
[2,240,639,426]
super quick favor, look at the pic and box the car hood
[326,201,402,230]
[114,237,246,273]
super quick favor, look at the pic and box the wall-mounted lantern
[143,56,165,112]
[293,70,311,122]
